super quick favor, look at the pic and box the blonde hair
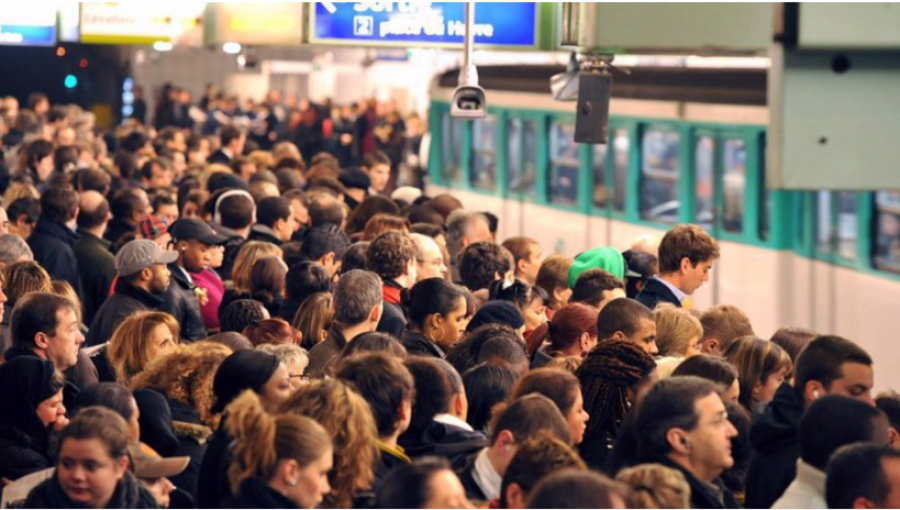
[51,280,82,324]
[232,241,284,294]
[279,379,378,509]
[226,390,331,494]
[545,355,583,374]
[292,291,333,350]
[130,341,232,429]
[3,181,40,206]
[654,303,703,357]
[256,344,309,373]
[108,311,180,384]
[616,463,690,509]
[247,150,274,171]
[3,261,51,306]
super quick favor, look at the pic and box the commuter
[249,255,287,317]
[446,210,493,281]
[367,231,417,337]
[362,214,410,242]
[279,379,379,509]
[654,303,704,377]
[399,357,487,469]
[571,268,626,312]
[596,297,659,355]
[876,391,900,449]
[535,253,573,315]
[208,125,245,165]
[336,353,416,490]
[307,192,346,230]
[488,278,548,335]
[411,232,448,281]
[635,376,739,509]
[400,277,467,358]
[458,241,511,292]
[376,458,471,510]
[458,394,573,503]
[199,350,292,508]
[448,323,529,376]
[0,357,65,480]
[28,186,82,294]
[107,311,180,385]
[211,190,256,280]
[163,219,229,341]
[249,196,296,245]
[345,195,401,237]
[745,335,874,509]
[698,304,755,357]
[340,241,370,274]
[621,249,659,299]
[499,434,587,509]
[724,337,792,413]
[72,190,115,323]
[462,364,520,434]
[770,326,818,366]
[577,338,656,471]
[105,188,151,248]
[242,318,302,347]
[501,236,542,286]
[219,241,283,317]
[825,443,900,509]
[276,260,331,323]
[23,407,158,509]
[6,197,40,241]
[219,299,268,334]
[339,167,371,210]
[528,302,598,368]
[637,224,720,310]
[306,270,382,378]
[616,463,691,509]
[292,291,333,350]
[0,260,50,353]
[130,341,232,499]
[772,395,889,508]
[672,355,741,406]
[509,368,590,446]
[298,224,351,278]
[526,469,629,509]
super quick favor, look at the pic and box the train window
[508,119,537,197]
[612,129,629,212]
[470,115,497,191]
[592,143,609,208]
[873,191,900,273]
[441,112,462,183]
[816,190,832,253]
[694,136,714,230]
[722,138,746,233]
[836,191,857,260]
[760,138,771,241]
[549,120,580,207]
[640,129,681,223]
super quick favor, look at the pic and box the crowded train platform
[0,2,898,509]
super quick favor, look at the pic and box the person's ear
[506,483,526,509]
[517,259,528,276]
[33,332,50,350]
[853,496,877,509]
[369,303,383,325]
[680,256,692,274]
[610,331,627,343]
[701,338,719,356]
[666,428,692,456]
[322,252,335,269]
[804,380,825,404]
[114,455,129,478]
[579,332,591,353]
[140,267,153,282]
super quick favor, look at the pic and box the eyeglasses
[290,374,312,383]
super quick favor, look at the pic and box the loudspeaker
[574,71,612,144]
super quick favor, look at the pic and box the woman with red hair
[528,303,599,369]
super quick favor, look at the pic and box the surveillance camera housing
[450,85,487,119]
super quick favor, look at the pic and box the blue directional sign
[0,24,57,47]
[310,2,538,48]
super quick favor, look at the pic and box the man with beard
[86,240,177,348]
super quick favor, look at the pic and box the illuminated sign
[203,3,305,46]
[0,7,57,46]
[79,3,204,45]
[310,2,538,48]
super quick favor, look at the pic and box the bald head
[411,233,447,281]
[77,190,110,232]
[309,192,346,229]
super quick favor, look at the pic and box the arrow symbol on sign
[320,1,337,14]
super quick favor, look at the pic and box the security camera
[451,85,486,119]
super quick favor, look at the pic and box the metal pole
[460,2,478,86]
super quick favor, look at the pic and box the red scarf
[383,284,402,305]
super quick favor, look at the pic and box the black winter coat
[24,471,158,509]
[399,329,444,358]
[229,478,299,509]
[167,399,214,501]
[160,264,207,341]
[197,426,233,509]
[399,421,487,471]
[376,301,407,339]
[86,279,165,347]
[28,219,82,296]
[635,278,683,310]
[744,382,803,510]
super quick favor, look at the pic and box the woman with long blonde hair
[226,391,333,509]
[219,241,284,314]
[279,379,379,509]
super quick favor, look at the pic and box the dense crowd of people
[0,89,895,509]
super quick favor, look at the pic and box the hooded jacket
[399,420,488,471]
[744,382,804,509]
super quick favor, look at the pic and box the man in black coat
[73,191,116,325]
[207,125,245,166]
[28,187,82,295]
[162,219,228,341]
[86,239,177,347]
[366,231,417,339]
[636,224,719,311]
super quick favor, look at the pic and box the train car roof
[437,65,767,106]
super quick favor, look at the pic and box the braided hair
[576,339,656,447]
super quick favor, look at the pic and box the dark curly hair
[458,242,511,291]
[366,231,417,280]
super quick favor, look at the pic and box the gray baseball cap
[115,240,178,277]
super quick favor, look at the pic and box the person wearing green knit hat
[568,247,638,289]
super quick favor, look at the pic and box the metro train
[425,63,900,391]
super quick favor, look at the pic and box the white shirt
[471,448,501,501]
[652,276,688,304]
[771,460,827,509]
[433,413,474,432]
